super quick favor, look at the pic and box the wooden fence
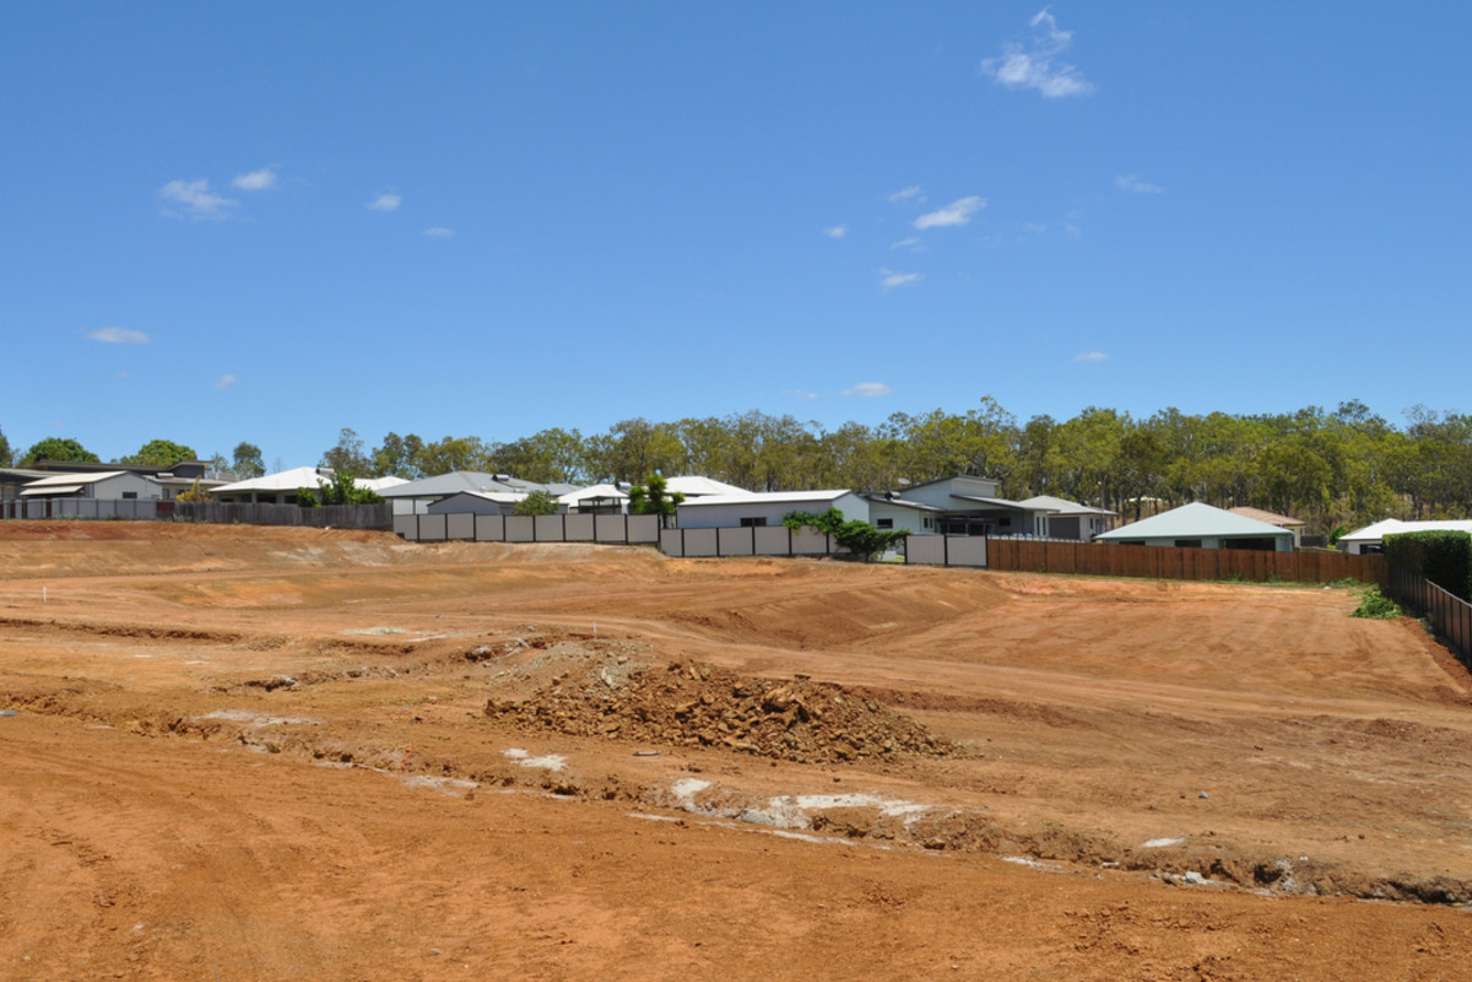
[173,501,392,530]
[988,538,1387,585]
[1388,561,1472,670]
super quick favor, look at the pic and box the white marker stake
[42,586,47,605]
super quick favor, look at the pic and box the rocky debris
[246,675,297,692]
[485,659,951,765]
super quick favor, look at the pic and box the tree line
[5,396,1471,533]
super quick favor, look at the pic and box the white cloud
[786,389,820,401]
[87,326,150,345]
[1115,174,1164,194]
[368,191,402,212]
[887,185,925,204]
[982,8,1094,99]
[879,268,923,289]
[159,178,236,220]
[215,373,238,390]
[914,195,986,230]
[1073,351,1108,364]
[423,226,456,238]
[231,167,277,191]
[843,381,893,398]
[890,236,922,251]
[822,224,848,239]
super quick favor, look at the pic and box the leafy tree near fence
[1385,531,1472,601]
[232,442,266,479]
[782,507,908,562]
[513,490,560,516]
[628,475,684,516]
[121,439,198,469]
[296,471,383,507]
[20,437,99,466]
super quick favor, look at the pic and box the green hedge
[1384,530,1472,601]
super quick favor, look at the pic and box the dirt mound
[486,659,951,764]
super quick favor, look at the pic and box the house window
[922,517,933,530]
[122,491,138,500]
[739,517,767,528]
[876,518,894,529]
[1174,538,1202,548]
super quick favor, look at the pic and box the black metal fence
[1388,560,1472,670]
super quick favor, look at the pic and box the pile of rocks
[485,660,949,765]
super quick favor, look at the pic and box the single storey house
[559,483,628,514]
[1096,502,1295,551]
[19,470,163,501]
[425,490,528,516]
[210,466,338,504]
[1229,506,1306,548]
[1337,519,1472,555]
[377,472,577,515]
[675,489,869,529]
[662,476,754,498]
[1016,495,1118,541]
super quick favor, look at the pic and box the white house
[425,490,527,516]
[675,490,869,529]
[863,494,944,534]
[894,476,1105,538]
[1096,501,1295,551]
[663,476,754,498]
[1338,518,1472,555]
[1015,495,1118,541]
[376,472,577,516]
[559,483,628,514]
[210,466,337,504]
[19,470,162,501]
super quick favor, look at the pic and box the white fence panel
[446,513,475,541]
[565,514,595,541]
[753,526,790,555]
[718,527,755,556]
[505,516,535,542]
[475,514,505,542]
[627,515,661,543]
[906,535,946,566]
[947,535,987,567]
[791,528,829,555]
[418,514,447,541]
[683,528,718,557]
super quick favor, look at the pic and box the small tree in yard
[627,474,684,523]
[514,490,560,516]
[297,471,382,507]
[783,508,908,562]
[782,508,846,535]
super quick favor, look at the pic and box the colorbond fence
[0,499,164,521]
[173,501,392,530]
[988,538,1387,585]
[657,525,839,559]
[1388,561,1472,670]
[394,511,661,545]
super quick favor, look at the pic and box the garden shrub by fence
[988,538,1386,585]
[394,511,661,546]
[1383,530,1472,601]
[1388,559,1472,670]
[173,501,392,530]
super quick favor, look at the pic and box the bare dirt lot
[3,522,1471,979]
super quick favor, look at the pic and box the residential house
[1096,502,1295,551]
[1337,519,1472,555]
[675,490,869,529]
[1229,506,1306,548]
[376,472,577,515]
[19,470,163,501]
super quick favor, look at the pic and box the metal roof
[864,494,943,513]
[663,476,754,497]
[20,484,83,497]
[377,472,573,498]
[949,494,1035,510]
[678,489,855,507]
[212,466,335,494]
[1229,506,1306,528]
[23,470,132,488]
[358,476,410,492]
[1016,494,1118,517]
[1339,518,1472,543]
[558,483,627,504]
[1097,502,1294,541]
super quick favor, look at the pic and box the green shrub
[514,490,560,516]
[782,508,845,535]
[1384,530,1472,601]
[1352,586,1402,619]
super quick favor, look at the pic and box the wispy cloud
[367,191,402,212]
[843,381,893,398]
[982,8,1094,99]
[1115,174,1164,194]
[215,373,239,390]
[890,236,922,251]
[887,185,926,204]
[914,195,985,230]
[422,226,455,238]
[786,388,820,401]
[231,167,277,191]
[159,179,236,220]
[879,268,923,289]
[87,326,150,345]
[822,224,848,239]
[1073,351,1108,364]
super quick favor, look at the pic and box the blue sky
[3,3,1468,466]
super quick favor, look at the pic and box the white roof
[21,484,84,496]
[558,483,627,504]
[358,476,410,492]
[450,490,528,505]
[1016,494,1118,517]
[1339,518,1472,543]
[1096,501,1293,541]
[664,475,754,497]
[23,470,131,488]
[212,466,334,494]
[678,489,853,507]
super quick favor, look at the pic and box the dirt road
[2,523,1470,978]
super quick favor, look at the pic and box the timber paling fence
[1387,561,1472,670]
[988,538,1387,585]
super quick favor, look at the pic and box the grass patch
[1351,585,1402,619]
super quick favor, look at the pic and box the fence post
[561,513,567,541]
[943,534,949,567]
[416,513,421,541]
[680,527,686,557]
[751,525,756,555]
[788,526,793,557]
[624,514,630,544]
